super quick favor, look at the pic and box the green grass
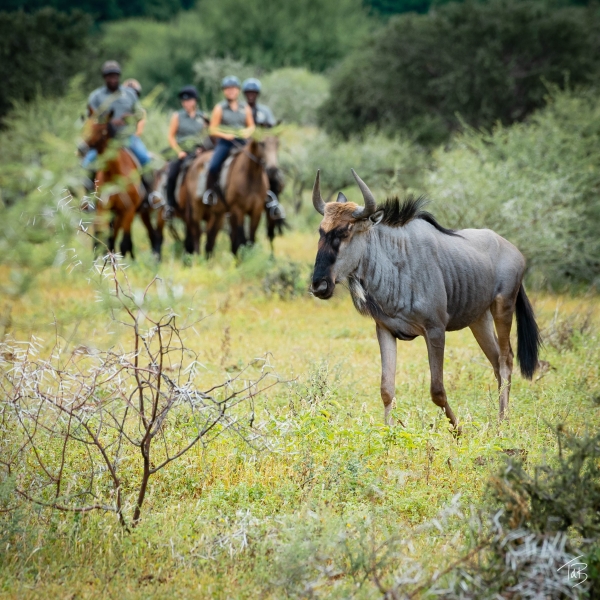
[1,224,598,599]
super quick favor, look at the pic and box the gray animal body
[310,169,541,429]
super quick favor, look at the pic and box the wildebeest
[310,169,541,430]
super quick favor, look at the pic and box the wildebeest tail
[515,284,541,380]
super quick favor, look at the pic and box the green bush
[261,69,329,126]
[427,87,600,288]
[320,0,600,143]
[186,0,371,73]
[0,8,93,120]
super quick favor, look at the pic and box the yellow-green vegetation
[1,222,599,598]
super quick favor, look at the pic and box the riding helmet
[242,78,261,93]
[221,75,241,89]
[101,60,121,76]
[123,78,142,97]
[178,85,199,101]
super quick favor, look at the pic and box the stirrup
[149,191,165,209]
[266,191,286,219]
[202,189,219,206]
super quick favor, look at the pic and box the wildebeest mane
[377,195,458,236]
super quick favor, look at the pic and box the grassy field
[1,221,599,599]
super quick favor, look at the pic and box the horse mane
[377,195,458,236]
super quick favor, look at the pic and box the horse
[310,169,541,431]
[202,136,284,256]
[153,150,213,258]
[82,113,155,258]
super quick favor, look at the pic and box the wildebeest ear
[336,192,348,203]
[369,210,384,225]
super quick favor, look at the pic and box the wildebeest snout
[311,276,334,299]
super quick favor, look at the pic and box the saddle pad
[196,163,209,199]
[219,155,235,192]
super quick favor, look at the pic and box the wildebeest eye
[332,237,341,249]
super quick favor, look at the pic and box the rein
[231,139,265,168]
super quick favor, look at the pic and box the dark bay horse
[203,136,282,256]
[310,169,541,431]
[82,116,155,257]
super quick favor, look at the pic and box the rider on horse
[242,77,285,209]
[242,78,276,128]
[165,85,207,216]
[82,61,152,194]
[203,76,255,205]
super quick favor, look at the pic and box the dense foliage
[427,87,600,288]
[1,0,192,21]
[0,8,92,119]
[320,0,600,143]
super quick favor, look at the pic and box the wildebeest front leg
[424,328,458,429]
[376,324,397,426]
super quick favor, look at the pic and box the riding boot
[141,172,154,203]
[202,170,220,206]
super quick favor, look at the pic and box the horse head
[83,109,116,153]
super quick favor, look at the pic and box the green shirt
[175,109,206,152]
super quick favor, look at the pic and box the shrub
[261,68,329,126]
[427,87,600,288]
[320,0,600,143]
[0,9,93,120]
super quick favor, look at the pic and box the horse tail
[515,284,541,380]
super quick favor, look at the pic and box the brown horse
[154,151,213,258]
[82,115,154,257]
[203,136,281,256]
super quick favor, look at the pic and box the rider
[203,76,255,205]
[242,78,276,128]
[82,61,152,188]
[165,85,207,214]
[123,78,146,136]
[242,77,284,205]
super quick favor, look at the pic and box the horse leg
[229,208,244,255]
[139,207,157,258]
[205,213,225,258]
[469,309,501,389]
[119,209,136,259]
[491,295,517,420]
[248,202,263,246]
[424,327,458,430]
[155,210,165,259]
[108,215,119,253]
[376,324,398,426]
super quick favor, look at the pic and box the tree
[0,9,93,120]
[320,0,600,143]
[195,0,372,72]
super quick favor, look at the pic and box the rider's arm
[241,105,255,139]
[168,112,187,158]
[209,104,234,141]
[135,107,147,136]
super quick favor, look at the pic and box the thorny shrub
[0,252,280,529]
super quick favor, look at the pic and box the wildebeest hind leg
[424,328,459,431]
[491,297,515,420]
[469,310,501,388]
[376,324,398,426]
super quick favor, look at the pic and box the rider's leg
[166,158,184,209]
[204,139,233,201]
[128,135,152,167]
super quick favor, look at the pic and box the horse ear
[336,192,348,203]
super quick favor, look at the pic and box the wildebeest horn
[351,169,376,219]
[312,169,325,215]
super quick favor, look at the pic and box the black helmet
[101,60,121,76]
[178,85,198,101]
[221,75,241,89]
